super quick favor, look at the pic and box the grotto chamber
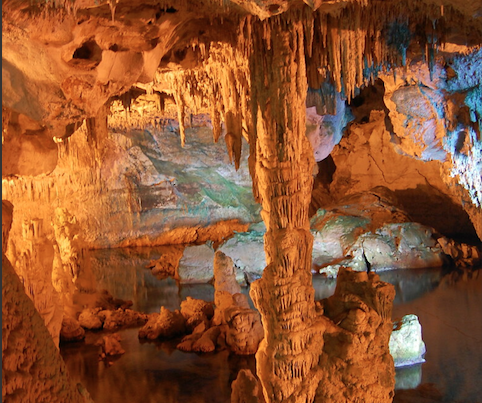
[2,0,482,402]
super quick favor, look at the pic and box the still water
[61,247,482,403]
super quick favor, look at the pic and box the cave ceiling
[2,0,482,141]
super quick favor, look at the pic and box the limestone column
[248,14,325,403]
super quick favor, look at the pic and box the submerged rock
[138,307,186,340]
[96,333,125,358]
[389,314,426,367]
[60,316,85,342]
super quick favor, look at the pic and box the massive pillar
[246,13,396,403]
[248,15,325,403]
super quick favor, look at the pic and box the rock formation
[218,189,480,280]
[96,333,126,359]
[246,13,326,403]
[140,251,263,355]
[2,202,92,403]
[390,314,426,368]
[2,0,482,402]
[60,316,86,342]
[316,267,396,403]
[139,306,187,340]
[211,251,264,355]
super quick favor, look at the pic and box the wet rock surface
[60,316,86,342]
[217,189,480,280]
[390,314,426,367]
[138,251,263,356]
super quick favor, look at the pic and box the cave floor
[61,248,482,403]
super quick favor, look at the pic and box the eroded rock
[180,297,214,332]
[317,267,396,402]
[219,188,480,279]
[390,314,426,367]
[96,333,125,358]
[178,244,215,284]
[78,308,104,330]
[100,309,148,331]
[60,316,85,342]
[138,307,186,340]
[2,203,91,403]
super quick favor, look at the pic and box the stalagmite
[2,1,482,401]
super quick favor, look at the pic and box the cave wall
[2,113,258,250]
[311,51,482,241]
[2,107,259,344]
[2,1,482,403]
[2,202,92,403]
[329,106,478,239]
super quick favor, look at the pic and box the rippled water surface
[62,248,482,403]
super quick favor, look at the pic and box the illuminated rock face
[390,314,426,368]
[248,16,325,403]
[2,203,91,403]
[2,117,257,251]
[380,57,482,239]
[2,1,482,402]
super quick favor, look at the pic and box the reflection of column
[248,16,325,403]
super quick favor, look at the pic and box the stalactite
[301,0,476,103]
[173,91,186,147]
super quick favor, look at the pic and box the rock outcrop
[218,188,480,280]
[2,202,92,403]
[211,251,264,355]
[139,307,187,340]
[316,267,396,403]
[138,251,264,356]
[60,316,86,342]
[390,314,426,368]
[2,1,482,403]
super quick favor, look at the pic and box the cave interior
[2,0,482,402]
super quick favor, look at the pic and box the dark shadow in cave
[394,185,479,244]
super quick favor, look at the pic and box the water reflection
[378,268,444,305]
[395,364,422,390]
[392,268,482,402]
[62,329,237,403]
[68,248,481,403]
